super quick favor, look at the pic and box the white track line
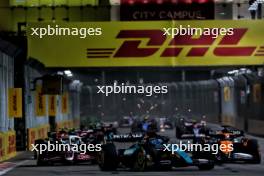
[0,160,28,176]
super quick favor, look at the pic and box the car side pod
[233,153,253,160]
[192,158,215,170]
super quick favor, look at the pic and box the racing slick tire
[98,143,118,171]
[155,164,172,171]
[36,152,47,166]
[132,148,146,171]
[176,127,182,139]
[193,151,215,170]
[91,159,98,165]
[37,159,47,166]
[247,139,261,164]
[198,162,214,170]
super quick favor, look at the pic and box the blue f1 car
[97,132,215,171]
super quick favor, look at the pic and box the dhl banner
[224,86,231,102]
[27,125,50,150]
[0,131,16,161]
[27,20,264,67]
[6,131,16,158]
[28,128,37,150]
[0,133,5,161]
[10,0,98,6]
[38,127,45,139]
[61,93,68,114]
[8,88,22,118]
[48,95,57,116]
[35,85,46,116]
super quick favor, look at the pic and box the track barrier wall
[0,130,16,162]
[27,124,50,150]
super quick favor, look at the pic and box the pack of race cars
[97,132,215,171]
[175,117,261,164]
[34,122,117,166]
[32,117,261,171]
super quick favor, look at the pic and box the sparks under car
[97,132,215,171]
[207,125,261,164]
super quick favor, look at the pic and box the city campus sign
[120,3,215,20]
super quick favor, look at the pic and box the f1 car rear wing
[208,130,244,139]
[181,134,207,139]
[107,133,144,142]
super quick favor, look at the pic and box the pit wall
[24,65,81,151]
[0,42,16,161]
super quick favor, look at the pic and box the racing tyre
[251,153,261,164]
[37,159,46,166]
[34,139,45,159]
[247,139,261,164]
[91,159,98,165]
[157,164,172,171]
[36,152,47,166]
[176,127,182,139]
[98,143,118,171]
[198,162,214,170]
[132,148,146,171]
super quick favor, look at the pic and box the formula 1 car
[78,122,118,143]
[102,122,118,132]
[35,134,98,166]
[119,116,133,128]
[175,117,207,139]
[131,118,159,133]
[207,125,261,164]
[159,118,174,132]
[131,119,144,133]
[97,132,215,171]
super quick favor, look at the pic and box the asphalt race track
[3,128,264,176]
